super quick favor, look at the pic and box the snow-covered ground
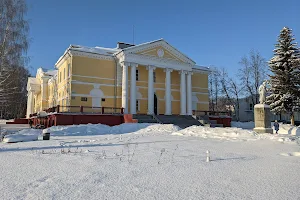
[1,123,300,200]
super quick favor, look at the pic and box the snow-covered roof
[118,39,163,51]
[70,45,120,56]
[44,69,57,76]
[193,65,210,72]
[28,77,39,85]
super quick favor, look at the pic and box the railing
[29,105,124,117]
[193,110,231,116]
[153,114,163,124]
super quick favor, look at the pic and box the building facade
[26,39,210,118]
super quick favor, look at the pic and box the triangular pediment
[122,39,196,65]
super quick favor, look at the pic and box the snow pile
[231,121,300,136]
[44,123,180,136]
[45,124,111,136]
[275,123,300,136]
[0,119,13,124]
[2,134,38,143]
[2,129,41,143]
[173,125,300,144]
[173,125,257,141]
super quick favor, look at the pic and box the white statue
[259,81,267,104]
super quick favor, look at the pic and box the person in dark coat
[29,119,33,128]
[273,120,279,134]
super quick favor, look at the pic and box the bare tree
[208,67,220,111]
[219,68,243,121]
[0,0,30,119]
[239,50,267,105]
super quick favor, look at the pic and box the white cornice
[120,53,193,71]
[55,50,71,69]
[192,68,210,74]
[70,50,114,61]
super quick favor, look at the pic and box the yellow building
[26,39,210,118]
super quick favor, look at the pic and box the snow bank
[173,125,257,141]
[0,119,13,124]
[173,125,300,144]
[231,121,300,136]
[2,129,41,143]
[44,123,180,136]
[3,134,38,143]
[275,124,300,136]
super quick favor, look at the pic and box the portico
[120,62,193,115]
[115,40,200,115]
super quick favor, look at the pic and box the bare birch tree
[208,67,220,111]
[0,0,30,119]
[219,68,243,121]
[239,50,267,105]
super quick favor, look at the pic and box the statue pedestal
[253,104,273,134]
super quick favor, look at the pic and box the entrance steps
[132,114,202,129]
[132,114,159,124]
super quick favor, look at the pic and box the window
[136,69,139,81]
[68,63,70,77]
[102,98,105,102]
[59,72,62,83]
[136,100,140,111]
[81,97,88,101]
[64,68,66,80]
[72,96,75,100]
[153,71,156,82]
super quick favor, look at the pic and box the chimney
[117,42,135,49]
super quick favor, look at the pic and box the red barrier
[209,116,232,127]
[38,114,125,127]
[123,114,138,123]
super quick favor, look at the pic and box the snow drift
[3,134,38,143]
[44,123,180,136]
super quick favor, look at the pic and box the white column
[121,63,129,114]
[187,71,193,115]
[26,90,34,118]
[179,70,187,115]
[164,68,173,115]
[130,63,138,114]
[147,66,156,114]
[41,78,48,101]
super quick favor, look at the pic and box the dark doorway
[154,94,158,115]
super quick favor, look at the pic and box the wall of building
[56,56,72,112]
[30,48,209,115]
[70,55,119,112]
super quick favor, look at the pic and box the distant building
[238,95,300,122]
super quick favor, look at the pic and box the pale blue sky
[26,0,300,76]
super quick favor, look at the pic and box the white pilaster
[41,78,48,101]
[179,70,187,115]
[164,68,173,115]
[130,63,138,114]
[121,63,129,114]
[26,90,34,118]
[187,71,193,115]
[147,65,156,114]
